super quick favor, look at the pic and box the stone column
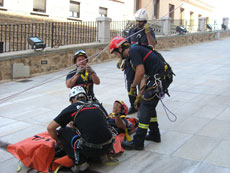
[161,17,171,35]
[96,17,112,42]
[198,17,206,32]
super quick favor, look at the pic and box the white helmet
[135,8,149,21]
[69,86,86,101]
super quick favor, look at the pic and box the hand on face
[113,101,122,115]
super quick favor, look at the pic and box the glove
[86,65,95,74]
[134,95,142,108]
[116,58,122,69]
[129,86,137,96]
[76,66,84,75]
[144,24,150,34]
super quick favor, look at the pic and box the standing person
[109,36,174,150]
[118,8,157,114]
[47,86,113,171]
[66,50,100,101]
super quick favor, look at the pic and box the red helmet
[115,100,128,116]
[109,36,127,54]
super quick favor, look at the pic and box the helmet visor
[75,50,86,56]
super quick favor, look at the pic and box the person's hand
[129,86,137,96]
[86,65,95,74]
[56,139,63,149]
[76,66,84,75]
[144,24,150,34]
[134,95,142,109]
[112,101,121,116]
[116,58,122,69]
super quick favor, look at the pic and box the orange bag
[112,117,138,154]
[7,131,74,172]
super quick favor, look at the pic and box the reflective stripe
[80,107,97,112]
[138,122,149,129]
[143,50,152,62]
[150,117,157,123]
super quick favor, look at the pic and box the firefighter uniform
[125,27,157,114]
[127,44,173,148]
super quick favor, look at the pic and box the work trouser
[133,86,160,146]
[124,60,136,108]
[133,72,173,146]
[58,127,112,164]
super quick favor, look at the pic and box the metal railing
[0,18,228,53]
[0,21,97,53]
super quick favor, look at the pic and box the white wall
[1,0,134,21]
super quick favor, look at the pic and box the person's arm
[66,73,80,88]
[144,24,157,48]
[90,72,100,85]
[47,120,63,148]
[87,65,100,85]
[114,116,126,131]
[146,32,156,48]
[131,64,145,88]
[112,102,126,130]
[139,76,147,96]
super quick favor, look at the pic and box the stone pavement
[1,37,230,173]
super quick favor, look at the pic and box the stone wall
[0,30,230,82]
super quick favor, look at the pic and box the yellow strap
[125,128,132,141]
[109,113,126,118]
[17,161,21,172]
[150,117,157,123]
[80,70,89,81]
[164,64,168,80]
[138,122,149,129]
[164,64,168,72]
[54,165,62,173]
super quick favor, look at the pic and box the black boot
[121,140,144,150]
[128,106,138,114]
[145,134,161,143]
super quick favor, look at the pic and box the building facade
[0,0,134,22]
[0,0,215,23]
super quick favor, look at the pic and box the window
[70,1,80,18]
[33,0,46,13]
[180,8,184,25]
[153,0,159,19]
[134,0,139,12]
[0,0,3,6]
[99,7,107,17]
[169,4,175,21]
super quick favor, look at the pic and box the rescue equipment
[7,132,73,172]
[73,50,88,64]
[135,8,149,21]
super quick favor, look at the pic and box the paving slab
[0,37,230,172]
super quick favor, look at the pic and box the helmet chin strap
[116,47,127,60]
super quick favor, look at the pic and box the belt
[80,137,113,149]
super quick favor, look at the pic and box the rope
[0,1,185,104]
[0,46,108,104]
[156,92,177,122]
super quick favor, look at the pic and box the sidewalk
[1,37,230,173]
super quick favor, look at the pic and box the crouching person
[47,86,113,172]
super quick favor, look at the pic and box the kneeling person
[47,86,113,171]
